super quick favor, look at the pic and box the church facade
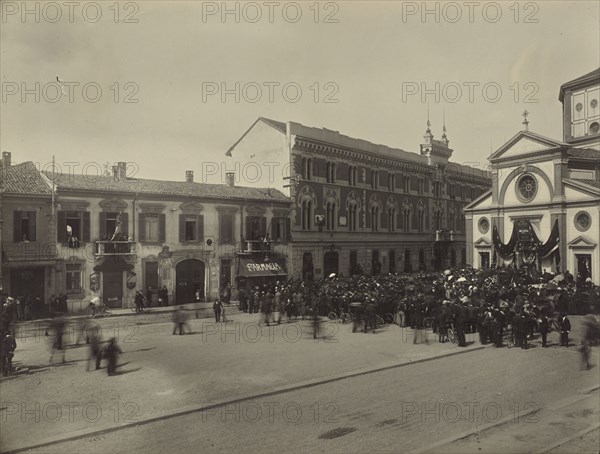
[464,68,600,284]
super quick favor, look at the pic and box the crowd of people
[237,266,600,350]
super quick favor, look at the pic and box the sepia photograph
[1,1,599,453]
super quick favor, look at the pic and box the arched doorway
[175,259,205,304]
[404,249,412,273]
[323,251,339,277]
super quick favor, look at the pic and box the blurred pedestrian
[87,326,102,371]
[46,314,67,364]
[1,333,17,376]
[173,306,187,335]
[213,299,223,323]
[104,338,122,376]
[559,313,571,347]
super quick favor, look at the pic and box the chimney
[186,170,194,183]
[117,162,127,180]
[2,151,11,166]
[112,165,119,179]
[225,172,235,187]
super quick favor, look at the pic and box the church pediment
[568,236,596,248]
[490,131,566,162]
[474,238,491,248]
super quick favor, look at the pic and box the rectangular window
[185,219,197,241]
[272,217,287,242]
[144,214,159,242]
[403,176,410,193]
[219,213,235,244]
[13,210,36,242]
[178,214,203,243]
[65,263,82,294]
[246,216,267,240]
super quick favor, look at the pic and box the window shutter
[13,210,21,242]
[285,218,291,243]
[82,212,90,242]
[197,215,204,241]
[179,214,185,242]
[99,212,107,240]
[27,211,37,241]
[245,216,252,238]
[219,215,226,243]
[159,214,166,243]
[120,213,129,237]
[57,211,67,243]
[138,213,146,242]
[261,217,267,238]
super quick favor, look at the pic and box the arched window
[388,206,396,232]
[348,202,358,231]
[301,200,313,230]
[326,202,336,230]
[371,205,380,232]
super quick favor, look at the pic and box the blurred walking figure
[312,299,320,340]
[580,315,599,370]
[275,287,285,324]
[87,326,102,371]
[46,314,67,364]
[1,333,17,376]
[104,338,122,376]
[173,306,187,335]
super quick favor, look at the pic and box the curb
[3,344,487,453]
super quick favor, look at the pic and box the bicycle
[87,302,111,318]
[328,309,352,324]
[375,314,394,329]
[446,323,457,344]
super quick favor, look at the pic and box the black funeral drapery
[492,219,560,262]
[492,222,518,259]
[537,219,560,259]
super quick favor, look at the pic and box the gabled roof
[559,67,600,102]
[226,117,287,157]
[567,147,600,160]
[1,161,52,195]
[489,130,567,162]
[42,171,289,202]
[567,235,597,248]
[464,189,492,211]
[563,178,600,196]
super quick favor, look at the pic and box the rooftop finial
[522,110,530,131]
[426,104,431,132]
[442,109,447,137]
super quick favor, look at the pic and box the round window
[590,122,600,134]
[591,99,598,109]
[517,174,537,202]
[478,218,490,234]
[575,211,591,232]
[575,102,583,112]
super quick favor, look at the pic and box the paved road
[18,343,600,454]
[1,314,598,453]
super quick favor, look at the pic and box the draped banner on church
[492,219,560,263]
[492,222,518,260]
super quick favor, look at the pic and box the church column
[465,213,473,266]
[553,157,568,202]
[550,208,567,274]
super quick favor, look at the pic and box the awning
[237,258,287,278]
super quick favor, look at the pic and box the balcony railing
[243,240,272,253]
[95,240,137,256]
[435,230,454,242]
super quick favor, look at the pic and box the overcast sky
[2,0,599,185]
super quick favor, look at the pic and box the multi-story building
[226,118,491,279]
[0,153,58,304]
[1,155,290,311]
[465,67,600,283]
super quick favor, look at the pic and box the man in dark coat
[454,304,468,347]
[104,338,122,376]
[539,313,550,347]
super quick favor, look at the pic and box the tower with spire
[420,108,453,166]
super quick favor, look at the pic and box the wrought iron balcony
[95,240,137,256]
